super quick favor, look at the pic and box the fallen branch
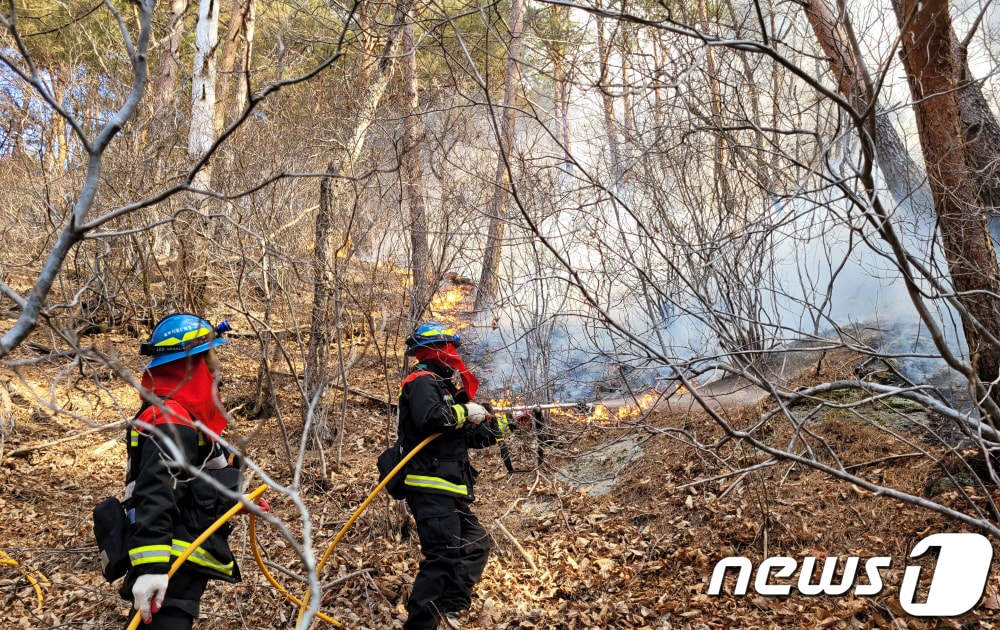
[268,372,393,407]
[494,519,536,571]
[676,458,780,490]
[335,386,394,407]
[844,451,924,471]
[321,567,374,589]
[7,421,126,457]
[226,326,308,339]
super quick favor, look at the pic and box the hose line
[292,433,441,627]
[0,549,48,615]
[248,513,343,627]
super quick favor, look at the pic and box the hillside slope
[1,330,999,629]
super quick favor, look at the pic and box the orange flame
[589,404,610,421]
[490,396,514,410]
[585,388,668,424]
[673,379,697,396]
[586,402,639,424]
[430,288,471,315]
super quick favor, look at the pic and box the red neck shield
[414,342,480,400]
[140,357,228,437]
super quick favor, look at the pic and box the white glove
[132,573,169,623]
[464,403,488,425]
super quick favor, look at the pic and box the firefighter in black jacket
[397,322,513,629]
[120,313,242,629]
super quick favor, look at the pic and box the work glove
[132,573,169,624]
[464,402,489,424]
[237,497,271,516]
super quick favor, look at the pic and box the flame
[590,404,610,420]
[335,236,353,258]
[587,402,640,424]
[430,288,471,314]
[490,396,514,410]
[634,390,660,410]
[585,387,670,424]
[673,379,697,396]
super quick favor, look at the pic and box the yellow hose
[248,514,343,627]
[0,549,48,614]
[292,433,441,627]
[126,484,269,630]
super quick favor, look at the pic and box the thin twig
[718,471,751,500]
[321,567,373,589]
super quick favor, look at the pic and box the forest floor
[2,309,1000,629]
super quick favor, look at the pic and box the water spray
[491,402,587,414]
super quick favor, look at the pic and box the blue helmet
[405,321,461,355]
[140,313,229,369]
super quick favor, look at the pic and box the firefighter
[120,313,243,629]
[396,322,514,629]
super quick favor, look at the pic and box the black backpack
[376,439,407,500]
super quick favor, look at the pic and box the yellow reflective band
[129,544,172,566]
[171,540,234,576]
[452,404,467,428]
[497,413,512,437]
[419,325,456,338]
[154,326,212,347]
[404,474,468,496]
[130,429,139,447]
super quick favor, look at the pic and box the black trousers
[121,569,208,630]
[403,493,492,630]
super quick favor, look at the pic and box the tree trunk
[403,17,432,324]
[803,0,931,212]
[952,43,1000,212]
[189,0,221,190]
[151,0,189,143]
[215,0,255,133]
[698,0,733,220]
[356,1,381,90]
[553,54,572,174]
[620,22,635,144]
[144,0,189,265]
[895,0,1000,414]
[474,0,524,311]
[306,0,415,443]
[596,13,622,182]
[41,71,63,177]
[179,0,222,315]
[234,0,256,118]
